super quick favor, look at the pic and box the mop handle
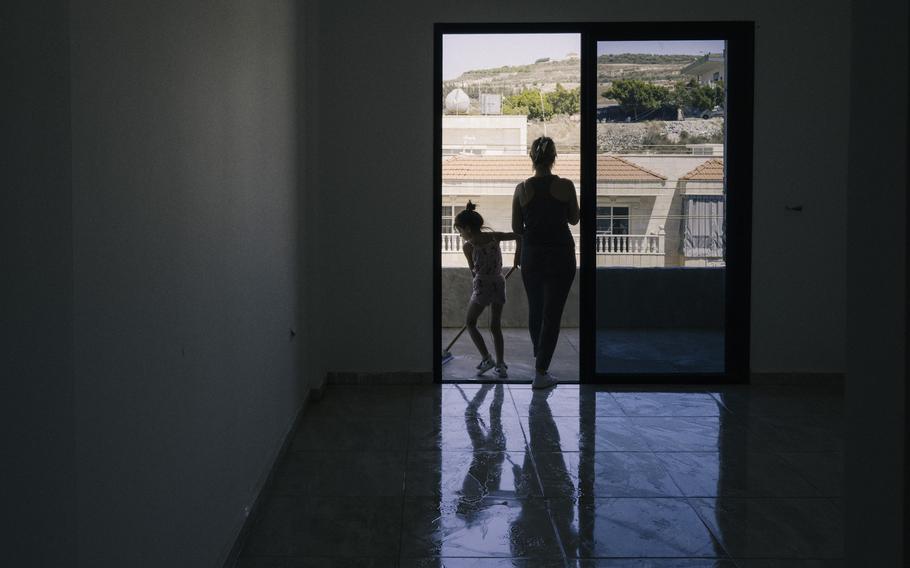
[443,265,518,352]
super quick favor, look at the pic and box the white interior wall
[306,0,850,375]
[69,1,303,565]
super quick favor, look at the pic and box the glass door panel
[593,39,728,376]
[439,32,581,382]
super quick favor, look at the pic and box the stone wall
[596,119,724,153]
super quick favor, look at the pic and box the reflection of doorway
[434,23,753,385]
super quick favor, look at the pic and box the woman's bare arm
[566,181,580,225]
[511,185,524,234]
[492,231,521,241]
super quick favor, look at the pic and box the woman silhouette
[512,136,579,388]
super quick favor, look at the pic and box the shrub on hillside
[503,84,580,120]
[602,80,671,120]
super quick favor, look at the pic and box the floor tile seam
[762,452,843,498]
[542,498,572,568]
[734,419,817,448]
[678,495,735,560]
[396,555,568,559]
[396,380,416,562]
[763,449,844,455]
[284,449,408,454]
[298,417,412,425]
[301,413,412,419]
[614,413,726,418]
[686,495,846,558]
[727,556,845,562]
[419,448,533,453]
[505,384,541,495]
[683,496,845,502]
[515,413,634,418]
[242,555,404,565]
[643,447,690,499]
[643,492,837,499]
[505,385,569,565]
[523,449,669,454]
[708,391,737,415]
[569,495,716,501]
[269,490,408,498]
[287,448,409,453]
[563,554,733,560]
[403,493,553,500]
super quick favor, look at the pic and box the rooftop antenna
[539,88,548,137]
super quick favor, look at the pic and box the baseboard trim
[326,371,434,385]
[221,387,315,568]
[749,372,845,386]
[323,371,844,386]
[309,378,328,401]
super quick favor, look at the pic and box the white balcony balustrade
[441,233,664,255]
[595,233,664,255]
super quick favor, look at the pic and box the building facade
[441,152,725,267]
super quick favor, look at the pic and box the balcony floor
[598,328,724,374]
[442,327,725,380]
[442,328,579,382]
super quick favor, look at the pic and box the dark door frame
[434,22,754,385]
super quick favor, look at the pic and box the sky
[442,35,724,80]
[597,40,725,57]
[443,34,580,80]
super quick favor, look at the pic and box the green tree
[547,83,580,116]
[602,79,670,120]
[671,79,725,111]
[503,89,554,120]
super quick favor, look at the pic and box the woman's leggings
[520,245,576,372]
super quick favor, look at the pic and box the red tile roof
[681,159,724,181]
[442,154,666,183]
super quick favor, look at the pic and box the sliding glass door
[435,23,753,384]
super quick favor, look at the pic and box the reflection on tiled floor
[238,384,845,567]
[442,328,580,383]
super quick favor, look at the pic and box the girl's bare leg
[490,302,505,365]
[465,302,490,360]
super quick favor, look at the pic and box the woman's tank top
[520,175,575,248]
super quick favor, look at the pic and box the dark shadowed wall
[845,0,907,564]
[2,1,76,564]
[69,1,302,565]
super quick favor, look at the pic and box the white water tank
[445,88,470,114]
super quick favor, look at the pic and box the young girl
[453,201,521,378]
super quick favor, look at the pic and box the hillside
[444,53,700,104]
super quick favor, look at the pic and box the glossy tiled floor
[237,383,845,567]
